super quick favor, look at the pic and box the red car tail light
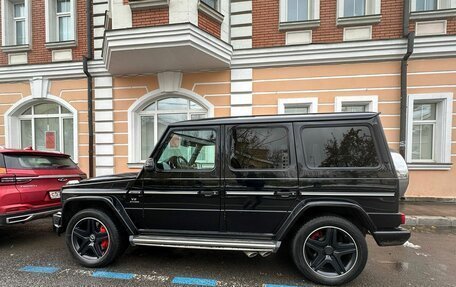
[400,213,406,225]
[0,174,16,184]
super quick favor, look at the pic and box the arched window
[137,96,208,161]
[17,101,75,158]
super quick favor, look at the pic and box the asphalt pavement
[0,218,455,287]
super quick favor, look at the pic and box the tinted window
[230,127,290,169]
[4,154,77,170]
[157,129,216,171]
[0,155,5,169]
[302,126,379,168]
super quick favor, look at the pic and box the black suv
[54,113,410,286]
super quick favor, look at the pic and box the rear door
[3,153,83,209]
[295,120,397,212]
[223,123,299,234]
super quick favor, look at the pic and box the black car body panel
[56,113,410,248]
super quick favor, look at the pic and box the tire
[65,208,127,268]
[291,216,368,286]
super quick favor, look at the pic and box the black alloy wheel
[291,216,368,286]
[71,217,110,261]
[303,226,357,277]
[66,209,127,267]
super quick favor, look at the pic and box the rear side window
[4,154,77,170]
[302,126,379,168]
[0,155,5,170]
[230,126,290,169]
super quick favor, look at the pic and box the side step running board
[130,235,281,253]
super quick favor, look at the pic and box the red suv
[0,148,86,226]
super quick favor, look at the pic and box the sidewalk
[400,201,456,227]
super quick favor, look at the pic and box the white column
[94,76,115,176]
[230,0,252,49]
[230,68,253,116]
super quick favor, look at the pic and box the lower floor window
[18,102,74,158]
[411,103,436,161]
[138,97,208,161]
[342,104,368,112]
[407,93,453,164]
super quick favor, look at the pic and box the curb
[405,215,456,227]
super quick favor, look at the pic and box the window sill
[128,162,145,169]
[279,20,320,31]
[198,1,224,24]
[407,163,453,171]
[337,14,382,27]
[129,0,169,10]
[45,40,77,49]
[410,9,456,20]
[1,44,31,53]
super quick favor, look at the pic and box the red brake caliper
[310,230,323,240]
[99,226,109,250]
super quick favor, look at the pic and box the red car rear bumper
[0,205,61,226]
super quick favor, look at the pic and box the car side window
[230,126,290,170]
[156,129,216,171]
[302,125,379,168]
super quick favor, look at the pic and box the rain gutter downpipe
[399,0,415,158]
[83,0,94,177]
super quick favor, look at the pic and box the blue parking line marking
[172,276,218,286]
[91,271,135,280]
[19,266,60,274]
[263,284,303,287]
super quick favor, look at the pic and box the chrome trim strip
[143,191,200,195]
[225,191,275,196]
[61,190,127,194]
[300,192,395,197]
[130,235,281,252]
[143,208,218,212]
[6,208,61,224]
[17,174,81,180]
[225,209,290,213]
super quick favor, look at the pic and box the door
[223,123,299,235]
[140,126,221,232]
[295,121,397,212]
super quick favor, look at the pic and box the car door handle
[275,191,297,198]
[199,190,219,197]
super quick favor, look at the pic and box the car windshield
[4,154,77,170]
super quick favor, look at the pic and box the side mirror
[144,158,155,173]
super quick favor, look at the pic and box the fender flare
[276,200,377,240]
[61,196,138,235]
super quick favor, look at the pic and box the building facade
[0,0,455,198]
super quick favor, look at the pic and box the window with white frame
[411,0,456,12]
[338,0,381,18]
[201,0,218,10]
[278,98,318,114]
[17,101,75,158]
[45,0,75,43]
[1,0,30,46]
[135,97,208,161]
[335,96,378,112]
[406,93,453,164]
[280,0,320,22]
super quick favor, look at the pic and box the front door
[140,126,221,232]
